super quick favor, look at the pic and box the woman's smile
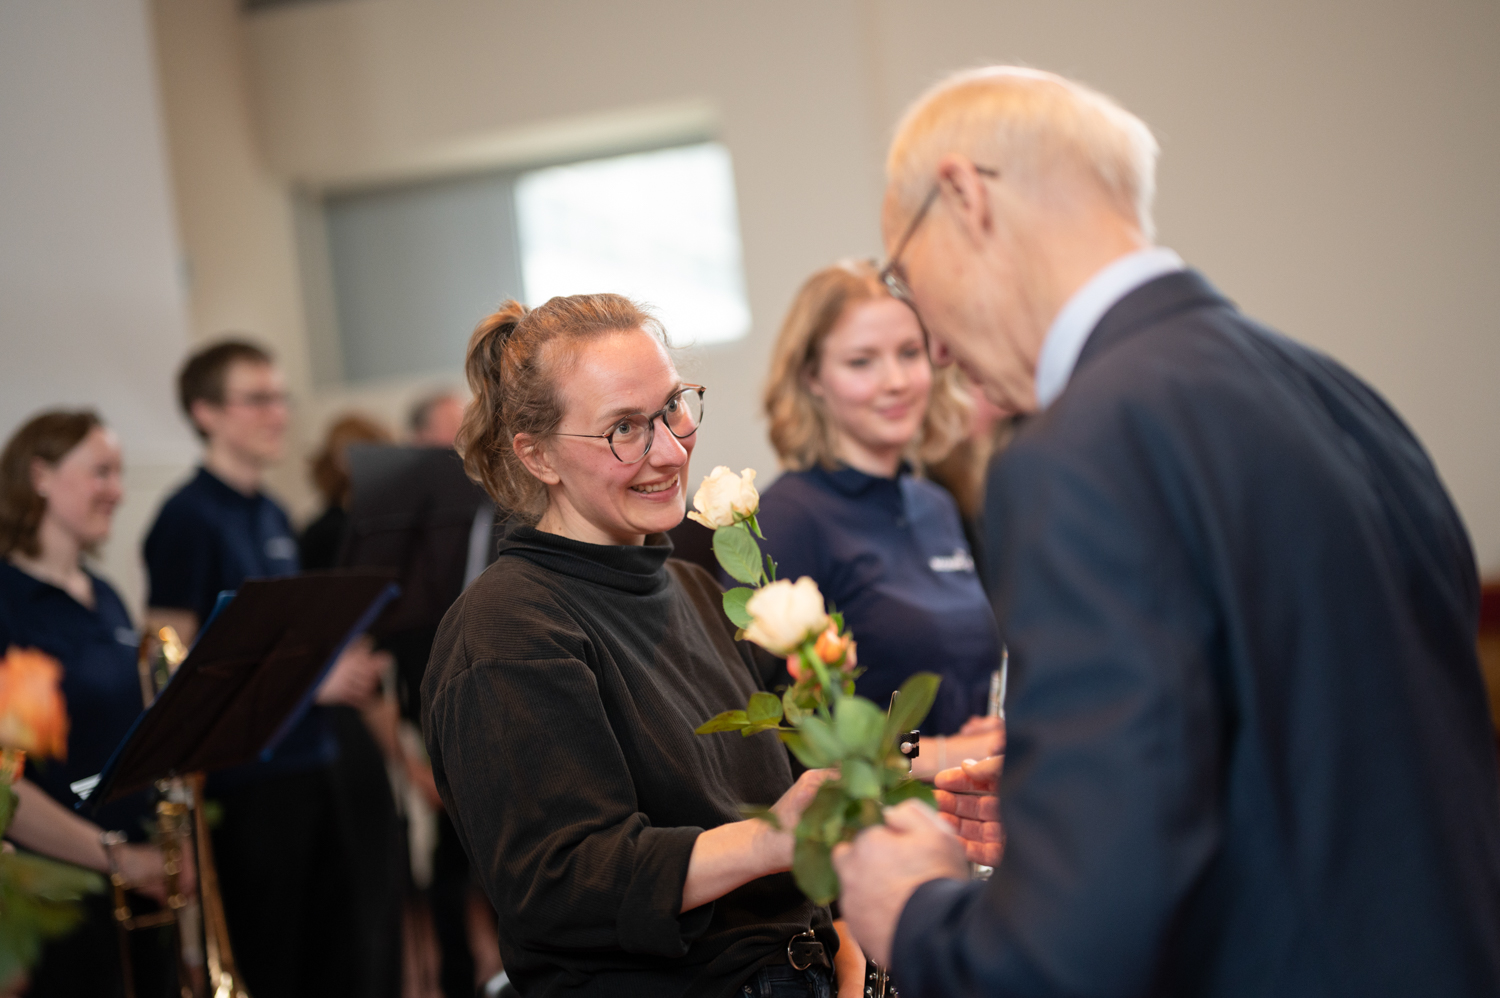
[630,474,681,499]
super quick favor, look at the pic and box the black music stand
[87,571,399,809]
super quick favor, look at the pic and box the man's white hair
[888,67,1160,240]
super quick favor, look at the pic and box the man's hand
[831,800,968,966]
[933,755,1003,866]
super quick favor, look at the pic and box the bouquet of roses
[689,467,940,904]
[0,647,104,987]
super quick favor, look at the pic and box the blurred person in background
[408,391,466,449]
[300,411,407,998]
[143,340,386,998]
[0,409,185,997]
[754,261,1003,776]
[923,386,1019,592]
[300,412,394,570]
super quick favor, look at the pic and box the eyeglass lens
[608,388,705,462]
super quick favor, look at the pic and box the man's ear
[513,432,561,486]
[188,398,219,440]
[934,155,996,248]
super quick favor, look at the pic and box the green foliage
[834,697,885,760]
[695,710,750,734]
[694,497,943,904]
[722,587,755,628]
[0,851,105,985]
[713,522,765,586]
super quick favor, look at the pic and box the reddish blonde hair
[457,295,665,520]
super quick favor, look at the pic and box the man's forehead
[226,359,281,386]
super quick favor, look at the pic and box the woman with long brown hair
[0,410,182,996]
[423,294,868,998]
[757,261,1003,775]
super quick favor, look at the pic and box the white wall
[154,0,1500,570]
[0,0,197,614]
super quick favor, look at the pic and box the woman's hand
[681,768,835,913]
[765,768,834,854]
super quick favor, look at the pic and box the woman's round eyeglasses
[554,385,707,464]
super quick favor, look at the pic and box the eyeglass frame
[878,165,1001,318]
[553,384,708,464]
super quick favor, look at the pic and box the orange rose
[813,624,854,668]
[0,648,69,760]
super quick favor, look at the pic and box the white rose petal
[689,466,759,529]
[743,577,830,657]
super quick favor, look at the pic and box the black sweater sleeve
[425,585,712,959]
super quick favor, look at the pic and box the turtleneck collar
[498,525,675,596]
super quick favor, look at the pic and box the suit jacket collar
[1071,269,1233,382]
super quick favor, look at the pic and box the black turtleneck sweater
[422,527,834,998]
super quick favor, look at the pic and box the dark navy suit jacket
[893,271,1500,996]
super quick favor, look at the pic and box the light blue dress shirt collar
[1034,246,1185,409]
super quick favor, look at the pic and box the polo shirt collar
[1035,246,1185,409]
[195,465,263,504]
[815,461,910,498]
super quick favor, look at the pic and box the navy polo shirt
[751,464,1002,734]
[0,562,153,837]
[144,467,333,777]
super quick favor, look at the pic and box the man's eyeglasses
[878,165,1001,311]
[221,391,291,411]
[554,385,707,464]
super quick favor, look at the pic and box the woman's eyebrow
[598,384,684,421]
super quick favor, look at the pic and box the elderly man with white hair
[831,67,1500,997]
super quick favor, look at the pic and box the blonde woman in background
[755,261,1003,777]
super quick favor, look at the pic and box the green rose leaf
[835,696,886,760]
[740,720,784,737]
[782,688,808,724]
[792,836,839,906]
[722,587,755,628]
[841,758,882,800]
[881,672,942,752]
[695,709,749,734]
[799,715,844,765]
[883,777,937,808]
[713,522,764,586]
[779,731,829,769]
[747,691,783,725]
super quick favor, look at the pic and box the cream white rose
[742,577,830,657]
[686,466,760,529]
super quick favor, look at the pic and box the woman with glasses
[422,295,866,998]
[756,261,1004,777]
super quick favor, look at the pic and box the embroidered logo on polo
[928,548,976,573]
[265,536,298,562]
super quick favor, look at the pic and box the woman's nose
[647,419,689,465]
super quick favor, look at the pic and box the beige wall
[153,0,1500,569]
[0,0,197,615]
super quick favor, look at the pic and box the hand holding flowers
[0,647,104,985]
[689,467,940,904]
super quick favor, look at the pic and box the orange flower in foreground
[813,624,855,669]
[0,647,69,760]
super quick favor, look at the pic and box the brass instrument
[106,627,251,998]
